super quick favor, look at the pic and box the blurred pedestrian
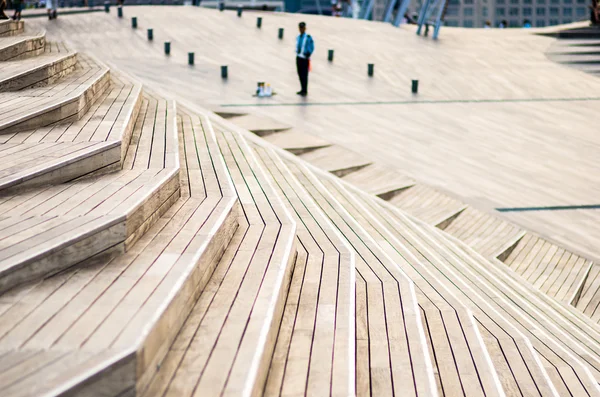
[295,21,314,96]
[46,0,57,19]
[0,0,8,19]
[12,0,22,20]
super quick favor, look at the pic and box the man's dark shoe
[297,91,307,96]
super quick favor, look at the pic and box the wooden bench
[0,91,178,293]
[0,106,238,396]
[142,115,296,397]
[252,145,354,397]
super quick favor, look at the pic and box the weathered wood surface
[0,91,179,294]
[0,106,239,396]
[25,8,600,267]
[143,117,296,397]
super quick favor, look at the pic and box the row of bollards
[125,13,418,91]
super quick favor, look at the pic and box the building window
[449,0,460,5]
[524,0,532,3]
[496,7,506,15]
[550,0,559,4]
[464,7,474,16]
[536,19,546,25]
[562,18,573,22]
[464,20,474,27]
[464,0,474,4]
[509,7,520,15]
[563,7,572,15]
[576,7,587,16]
[510,0,519,4]
[509,19,520,26]
[537,0,546,4]
[577,0,586,4]
[550,6,559,15]
[549,18,560,24]
[446,7,459,15]
[523,7,532,15]
[536,7,546,14]
[483,7,489,16]
[445,20,460,26]
[497,0,506,4]
[563,0,572,3]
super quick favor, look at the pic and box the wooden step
[0,91,178,293]
[261,128,332,155]
[143,119,296,397]
[504,233,594,305]
[0,53,110,135]
[0,42,77,92]
[0,107,238,396]
[0,72,142,191]
[0,28,45,61]
[0,20,24,37]
[227,113,291,137]
[298,145,372,178]
[388,184,467,228]
[362,193,600,394]
[443,207,525,260]
[252,145,354,396]
[341,163,415,201]
[278,159,440,396]
[288,161,509,397]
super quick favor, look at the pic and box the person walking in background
[12,0,22,20]
[46,0,57,19]
[295,22,314,97]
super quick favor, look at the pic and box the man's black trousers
[296,56,309,93]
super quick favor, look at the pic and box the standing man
[296,22,314,97]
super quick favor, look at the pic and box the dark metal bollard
[188,52,195,65]
[237,6,242,17]
[132,17,137,28]
[147,29,153,41]
[218,1,224,11]
[256,16,262,28]
[278,28,284,39]
[328,49,334,62]
[412,79,419,94]
[368,63,374,77]
[104,1,109,12]
[164,42,171,55]
[221,65,228,79]
[118,6,123,18]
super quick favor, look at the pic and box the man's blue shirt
[296,33,314,59]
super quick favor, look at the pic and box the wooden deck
[26,7,600,269]
[0,41,77,92]
[0,91,178,293]
[252,145,353,396]
[0,106,238,396]
[2,9,600,397]
[142,116,296,397]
